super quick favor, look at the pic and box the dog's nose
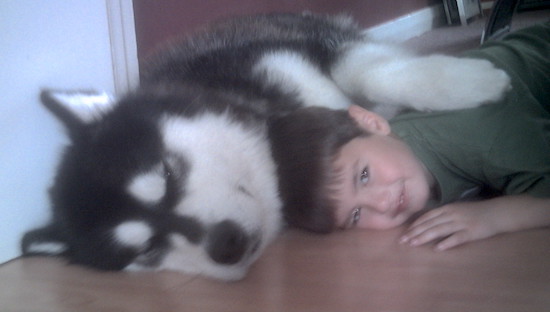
[207,220,249,265]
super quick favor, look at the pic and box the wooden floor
[1,227,549,312]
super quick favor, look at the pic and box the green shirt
[390,22,550,204]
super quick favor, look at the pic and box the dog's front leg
[332,43,511,115]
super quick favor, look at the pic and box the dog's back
[141,13,363,113]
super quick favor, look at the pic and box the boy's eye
[342,207,362,230]
[359,167,369,184]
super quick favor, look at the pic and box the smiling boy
[270,21,550,250]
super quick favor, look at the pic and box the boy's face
[331,106,434,230]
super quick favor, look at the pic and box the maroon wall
[133,0,437,62]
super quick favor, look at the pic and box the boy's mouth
[391,190,406,218]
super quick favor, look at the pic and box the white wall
[0,1,119,263]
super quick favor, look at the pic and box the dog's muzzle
[206,220,260,265]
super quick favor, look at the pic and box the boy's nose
[362,189,392,214]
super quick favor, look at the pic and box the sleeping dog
[22,13,510,280]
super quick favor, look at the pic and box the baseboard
[363,4,447,42]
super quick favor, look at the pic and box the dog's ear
[40,89,117,133]
[21,225,68,257]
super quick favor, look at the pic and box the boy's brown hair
[269,106,367,233]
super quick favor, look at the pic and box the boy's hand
[399,195,550,250]
[399,202,498,250]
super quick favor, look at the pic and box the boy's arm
[399,194,550,250]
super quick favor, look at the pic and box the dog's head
[23,89,282,280]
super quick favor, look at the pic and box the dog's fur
[21,13,510,280]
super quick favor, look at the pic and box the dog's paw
[351,55,511,113]
[439,58,511,110]
[383,56,511,112]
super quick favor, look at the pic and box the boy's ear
[348,105,391,135]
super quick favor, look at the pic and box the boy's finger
[409,208,450,228]
[404,211,455,238]
[401,220,461,246]
[435,230,470,251]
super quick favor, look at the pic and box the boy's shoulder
[390,92,550,202]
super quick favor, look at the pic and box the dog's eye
[162,160,173,178]
[159,157,185,209]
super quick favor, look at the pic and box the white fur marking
[50,91,116,123]
[114,221,152,249]
[161,114,282,234]
[27,242,67,254]
[127,168,166,203]
[159,113,283,280]
[254,51,351,109]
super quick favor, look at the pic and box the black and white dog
[21,13,510,280]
